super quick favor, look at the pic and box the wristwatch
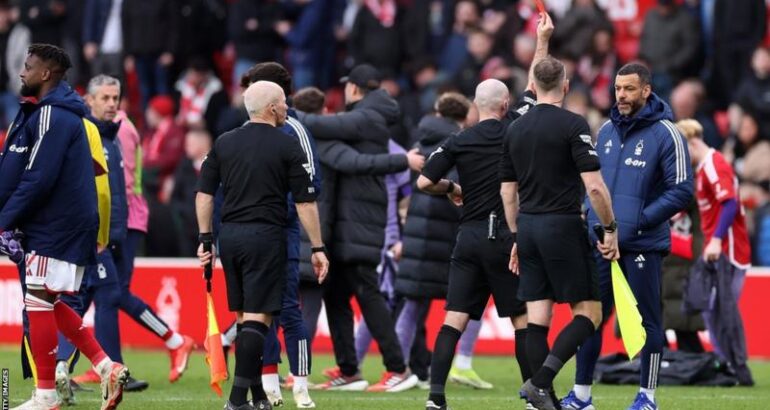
[446,180,456,194]
[311,245,327,254]
[603,220,618,233]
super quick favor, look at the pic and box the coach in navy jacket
[567,63,693,410]
[0,81,98,267]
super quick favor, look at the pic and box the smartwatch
[311,245,327,254]
[603,220,618,233]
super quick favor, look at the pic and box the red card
[535,0,546,13]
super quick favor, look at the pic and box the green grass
[1,346,768,409]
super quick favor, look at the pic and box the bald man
[196,80,329,410]
[416,78,528,409]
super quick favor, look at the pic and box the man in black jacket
[297,64,418,392]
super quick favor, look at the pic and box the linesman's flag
[204,293,228,396]
[611,261,647,359]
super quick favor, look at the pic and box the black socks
[230,321,269,406]
[515,328,532,383]
[532,315,595,388]
[428,324,462,406]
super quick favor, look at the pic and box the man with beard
[0,44,128,410]
[562,63,693,410]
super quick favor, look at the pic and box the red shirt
[695,149,751,268]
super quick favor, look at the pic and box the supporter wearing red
[0,44,128,410]
[677,118,754,386]
[142,95,185,193]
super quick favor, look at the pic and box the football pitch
[1,346,768,409]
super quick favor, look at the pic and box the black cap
[340,64,381,90]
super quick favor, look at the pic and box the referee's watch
[603,220,618,233]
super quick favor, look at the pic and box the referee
[499,56,618,410]
[417,78,533,410]
[196,81,329,410]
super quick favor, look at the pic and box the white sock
[640,387,655,401]
[35,388,57,403]
[453,354,472,370]
[165,332,183,350]
[293,375,308,392]
[574,384,592,401]
[262,373,281,395]
[94,357,113,376]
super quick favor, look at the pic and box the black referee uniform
[500,101,604,409]
[197,122,316,314]
[499,104,600,303]
[421,91,535,410]
[421,94,536,321]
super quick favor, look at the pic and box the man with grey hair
[197,80,329,410]
[416,12,554,410]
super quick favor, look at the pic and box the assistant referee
[196,81,329,410]
[499,56,618,410]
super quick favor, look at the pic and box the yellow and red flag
[204,293,228,396]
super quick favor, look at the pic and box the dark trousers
[575,251,664,388]
[323,261,406,376]
[299,283,323,344]
[263,257,312,376]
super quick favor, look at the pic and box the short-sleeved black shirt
[499,104,600,215]
[197,122,316,226]
[422,92,535,223]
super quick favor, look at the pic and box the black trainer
[224,401,256,410]
[520,380,557,410]
[425,400,449,410]
[124,376,149,392]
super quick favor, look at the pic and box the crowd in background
[1,0,770,264]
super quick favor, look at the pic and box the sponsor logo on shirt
[624,157,646,168]
[8,144,29,154]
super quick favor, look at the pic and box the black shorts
[218,223,286,314]
[517,213,599,303]
[446,221,526,320]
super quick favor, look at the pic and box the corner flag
[204,293,228,396]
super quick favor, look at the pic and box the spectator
[349,0,405,77]
[455,28,495,96]
[438,0,479,79]
[82,0,125,80]
[670,79,721,148]
[732,46,770,139]
[0,1,29,128]
[18,0,66,45]
[280,0,339,89]
[142,95,185,197]
[122,0,179,110]
[173,0,227,73]
[639,0,699,101]
[170,129,211,256]
[174,57,228,136]
[709,0,767,108]
[227,0,284,89]
[723,111,765,177]
[552,0,612,60]
[575,27,616,113]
